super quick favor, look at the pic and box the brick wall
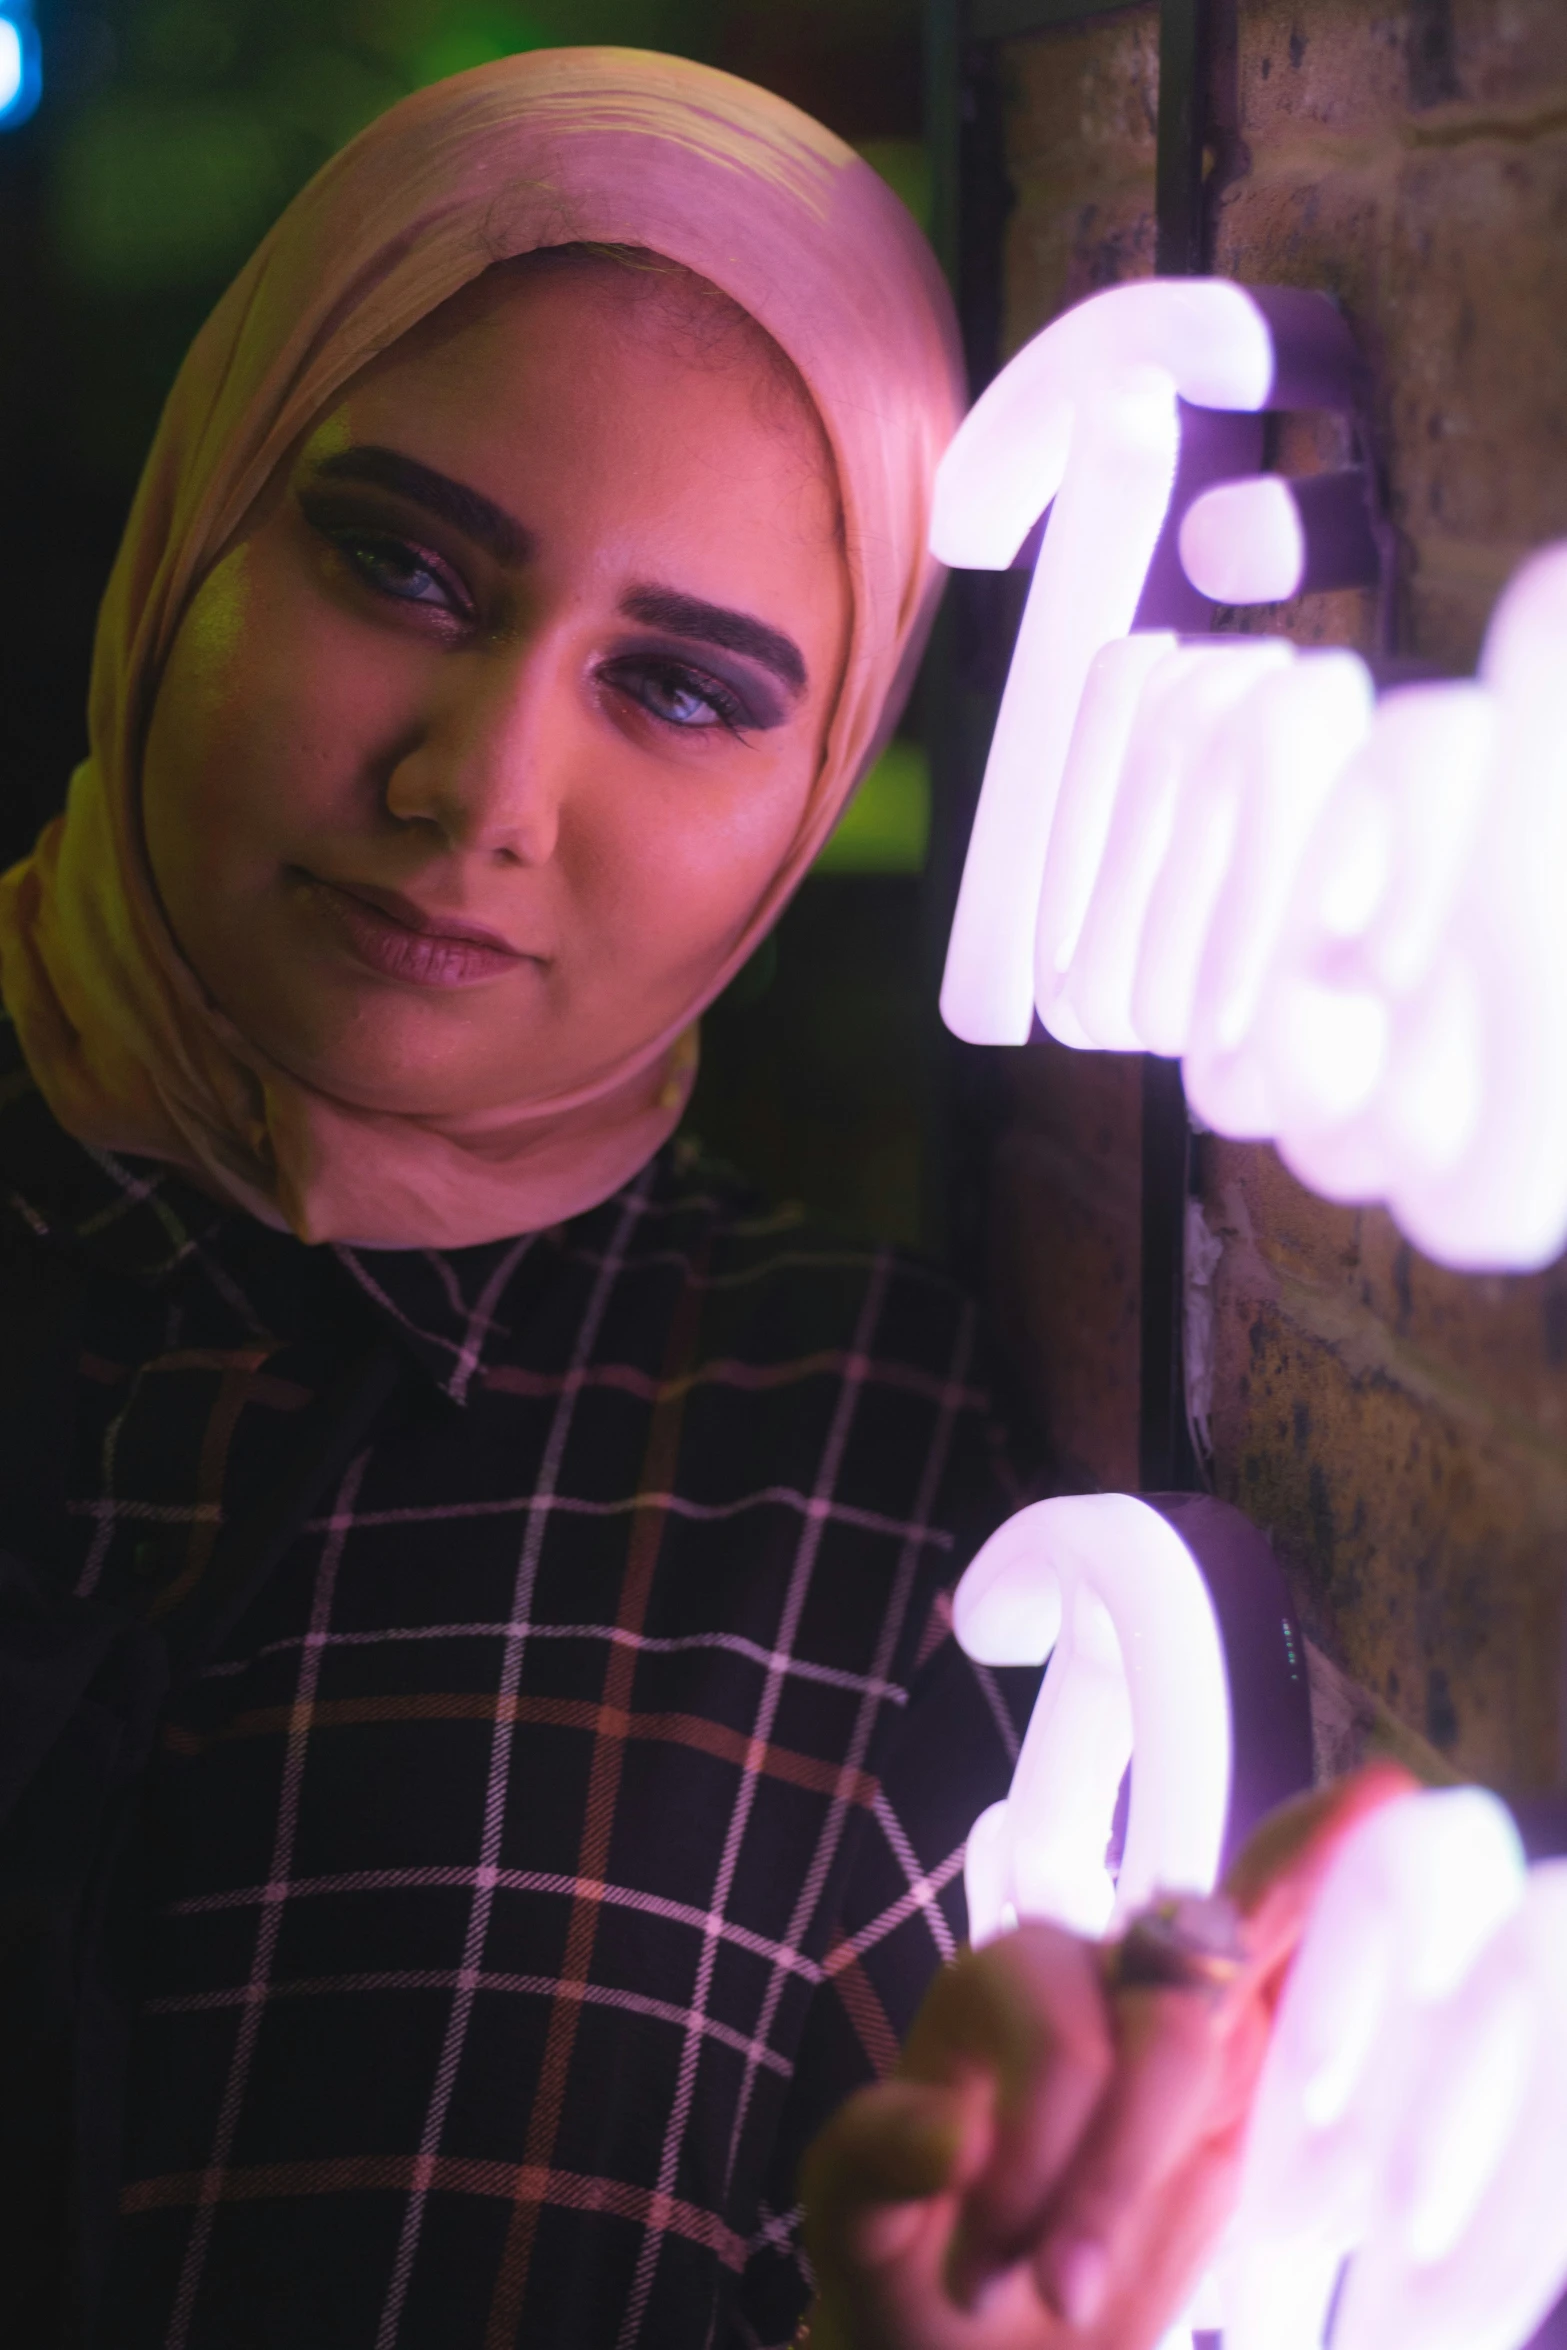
[990,0,1567,1795]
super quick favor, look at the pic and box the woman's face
[141,262,851,1117]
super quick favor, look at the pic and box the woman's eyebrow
[307,444,535,568]
[620,584,808,697]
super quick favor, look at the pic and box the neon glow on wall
[932,278,1567,1273]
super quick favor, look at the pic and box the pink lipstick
[298,873,532,989]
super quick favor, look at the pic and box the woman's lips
[298,872,534,989]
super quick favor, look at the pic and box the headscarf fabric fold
[0,47,964,1246]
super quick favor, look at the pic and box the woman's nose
[383,649,564,864]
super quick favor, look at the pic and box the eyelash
[330,527,472,621]
[600,656,750,737]
[325,525,754,738]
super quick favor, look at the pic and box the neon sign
[955,1490,1311,1945]
[952,1510,1567,2350]
[937,275,1567,2350]
[1229,1789,1567,2350]
[933,278,1567,1273]
[958,1493,1232,1942]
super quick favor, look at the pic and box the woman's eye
[332,528,470,620]
[609,658,748,734]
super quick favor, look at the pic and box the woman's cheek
[661,736,816,888]
[151,520,408,870]
[168,546,255,723]
[148,547,305,873]
[610,762,808,980]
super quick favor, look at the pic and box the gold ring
[1111,1892,1249,2000]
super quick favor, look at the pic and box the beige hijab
[0,48,963,1247]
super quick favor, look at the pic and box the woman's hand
[800,1764,1414,2350]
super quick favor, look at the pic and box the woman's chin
[206,946,671,1121]
[253,1000,671,1122]
[233,1002,538,1121]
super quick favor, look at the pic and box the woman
[0,44,1381,2350]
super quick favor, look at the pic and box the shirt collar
[0,1018,593,1403]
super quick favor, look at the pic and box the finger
[1029,1981,1242,2329]
[1013,1774,1418,2338]
[802,2076,988,2282]
[899,1925,1114,2305]
[1225,1761,1416,1989]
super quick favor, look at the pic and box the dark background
[0,0,974,1250]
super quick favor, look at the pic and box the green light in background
[51,5,562,296]
[813,739,931,876]
[404,8,556,86]
[853,137,932,234]
[54,95,293,291]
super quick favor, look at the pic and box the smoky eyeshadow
[294,474,796,730]
[604,636,787,732]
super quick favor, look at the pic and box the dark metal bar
[969,0,1140,39]
[924,0,962,286]
[1138,1056,1199,1492]
[1138,0,1213,1490]
[1154,0,1210,275]
[947,0,1212,1483]
[922,5,1024,1275]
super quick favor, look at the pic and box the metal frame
[923,0,1212,1492]
[969,0,1137,37]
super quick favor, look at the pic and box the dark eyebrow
[307,444,535,568]
[619,584,808,698]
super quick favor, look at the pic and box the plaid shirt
[0,1019,1039,2350]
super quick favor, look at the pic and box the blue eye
[338,531,463,614]
[609,657,749,733]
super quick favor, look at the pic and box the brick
[987,1041,1142,1493]
[1001,11,1157,344]
[1212,160,1390,325]
[1386,135,1567,579]
[1400,536,1533,672]
[1235,3,1412,150]
[1003,188,1155,357]
[1207,1273,1567,1792]
[1233,0,1567,154]
[1002,9,1159,184]
[1200,1139,1567,1455]
[1446,0,1567,113]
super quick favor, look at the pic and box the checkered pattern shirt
[0,1020,1040,2350]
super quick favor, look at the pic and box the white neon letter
[933,281,1281,1044]
[953,1493,1231,1941]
